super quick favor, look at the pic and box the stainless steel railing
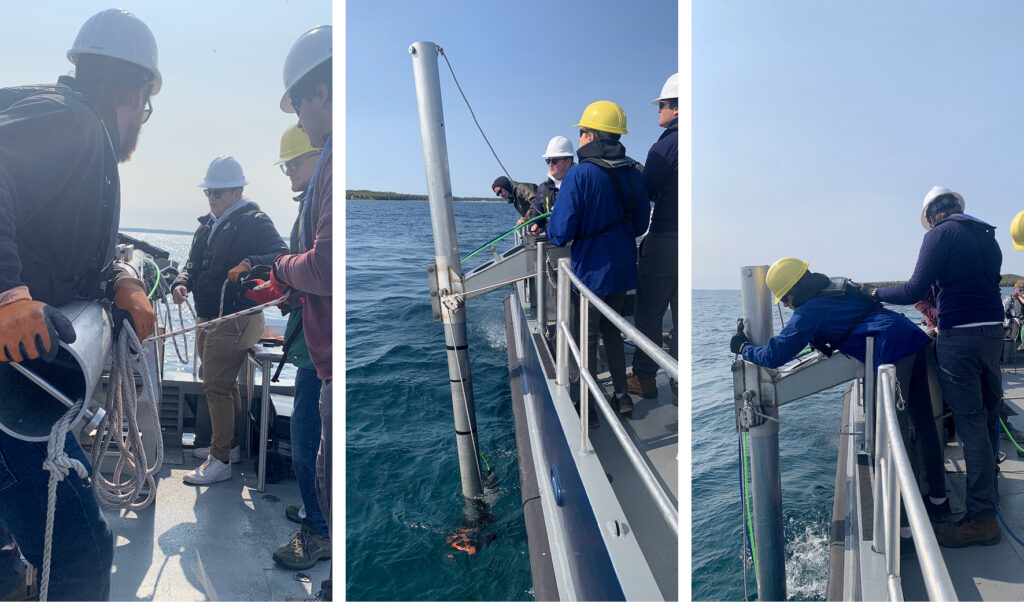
[872,364,957,601]
[553,256,679,537]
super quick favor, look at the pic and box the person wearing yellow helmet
[547,101,651,421]
[864,186,1003,548]
[732,259,951,548]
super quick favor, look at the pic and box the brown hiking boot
[273,524,331,570]
[934,517,1001,548]
[627,374,658,399]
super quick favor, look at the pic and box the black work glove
[858,282,877,302]
[730,331,749,355]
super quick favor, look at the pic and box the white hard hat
[68,9,162,95]
[920,185,965,230]
[651,72,678,105]
[541,136,574,159]
[281,25,332,113]
[199,156,248,189]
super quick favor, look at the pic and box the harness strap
[575,160,635,241]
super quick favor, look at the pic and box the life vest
[574,157,641,241]
[807,277,882,358]
[932,215,1001,289]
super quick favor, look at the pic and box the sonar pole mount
[410,41,483,499]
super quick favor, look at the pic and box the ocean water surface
[346,200,532,600]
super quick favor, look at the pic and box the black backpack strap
[271,314,303,383]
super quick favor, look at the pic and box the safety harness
[807,277,882,358]
[574,157,640,240]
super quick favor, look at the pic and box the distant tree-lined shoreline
[864,274,1024,288]
[347,189,497,202]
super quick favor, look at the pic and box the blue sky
[346,0,679,198]
[694,2,1024,289]
[3,2,331,234]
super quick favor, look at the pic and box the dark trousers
[292,367,328,537]
[571,292,628,394]
[894,343,947,499]
[0,432,113,600]
[632,232,678,377]
[936,324,1003,521]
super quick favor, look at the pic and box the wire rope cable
[750,409,859,436]
[437,46,512,181]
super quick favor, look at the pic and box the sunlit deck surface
[105,445,330,601]
[900,365,1024,600]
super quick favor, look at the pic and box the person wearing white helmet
[628,73,679,402]
[526,136,575,233]
[267,26,333,591]
[267,125,331,571]
[864,186,1004,548]
[171,157,286,486]
[0,9,161,600]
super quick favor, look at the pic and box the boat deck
[105,444,330,601]
[899,367,1024,600]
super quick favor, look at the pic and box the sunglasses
[545,157,567,165]
[204,189,232,199]
[290,96,304,115]
[279,154,314,174]
[658,100,675,110]
[142,98,153,123]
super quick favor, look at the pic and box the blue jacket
[0,77,126,305]
[547,139,650,295]
[875,214,1003,329]
[742,287,931,369]
[644,119,677,233]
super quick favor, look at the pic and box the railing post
[556,258,570,386]
[580,295,590,453]
[864,336,876,458]
[536,241,546,328]
[872,374,886,552]
[740,265,786,601]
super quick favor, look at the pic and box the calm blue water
[692,289,929,601]
[345,200,532,601]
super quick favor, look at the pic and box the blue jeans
[0,432,113,600]
[936,324,1003,521]
[292,367,328,537]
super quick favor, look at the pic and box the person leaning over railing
[862,186,1003,548]
[731,257,951,556]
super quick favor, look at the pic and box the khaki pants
[196,313,265,462]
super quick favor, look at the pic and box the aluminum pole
[556,257,570,386]
[740,265,786,601]
[410,41,483,498]
[864,336,876,458]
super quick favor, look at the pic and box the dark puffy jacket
[743,284,931,369]
[506,180,537,218]
[644,119,677,233]
[172,200,287,318]
[528,177,560,227]
[547,138,650,295]
[0,77,126,305]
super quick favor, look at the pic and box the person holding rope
[268,125,331,570]
[732,257,951,556]
[526,136,575,234]
[171,156,286,486]
[492,176,537,221]
[547,100,650,424]
[0,9,160,600]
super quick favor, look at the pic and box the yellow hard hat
[573,100,628,135]
[766,257,809,304]
[276,124,320,165]
[1012,210,1024,251]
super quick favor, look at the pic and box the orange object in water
[447,528,478,554]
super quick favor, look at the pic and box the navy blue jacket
[547,139,650,295]
[875,214,1003,329]
[644,119,677,234]
[743,288,931,369]
[0,77,125,305]
[171,200,286,318]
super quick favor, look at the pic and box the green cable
[742,432,758,579]
[460,212,552,264]
[145,257,162,299]
[1001,418,1024,453]
[794,347,814,359]
[478,451,491,473]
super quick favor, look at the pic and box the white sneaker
[183,455,232,485]
[192,445,241,463]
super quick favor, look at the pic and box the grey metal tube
[258,356,271,492]
[864,336,875,458]
[410,41,482,498]
[560,266,677,380]
[556,257,570,386]
[536,242,546,327]
[879,365,957,600]
[580,295,590,453]
[740,265,786,601]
